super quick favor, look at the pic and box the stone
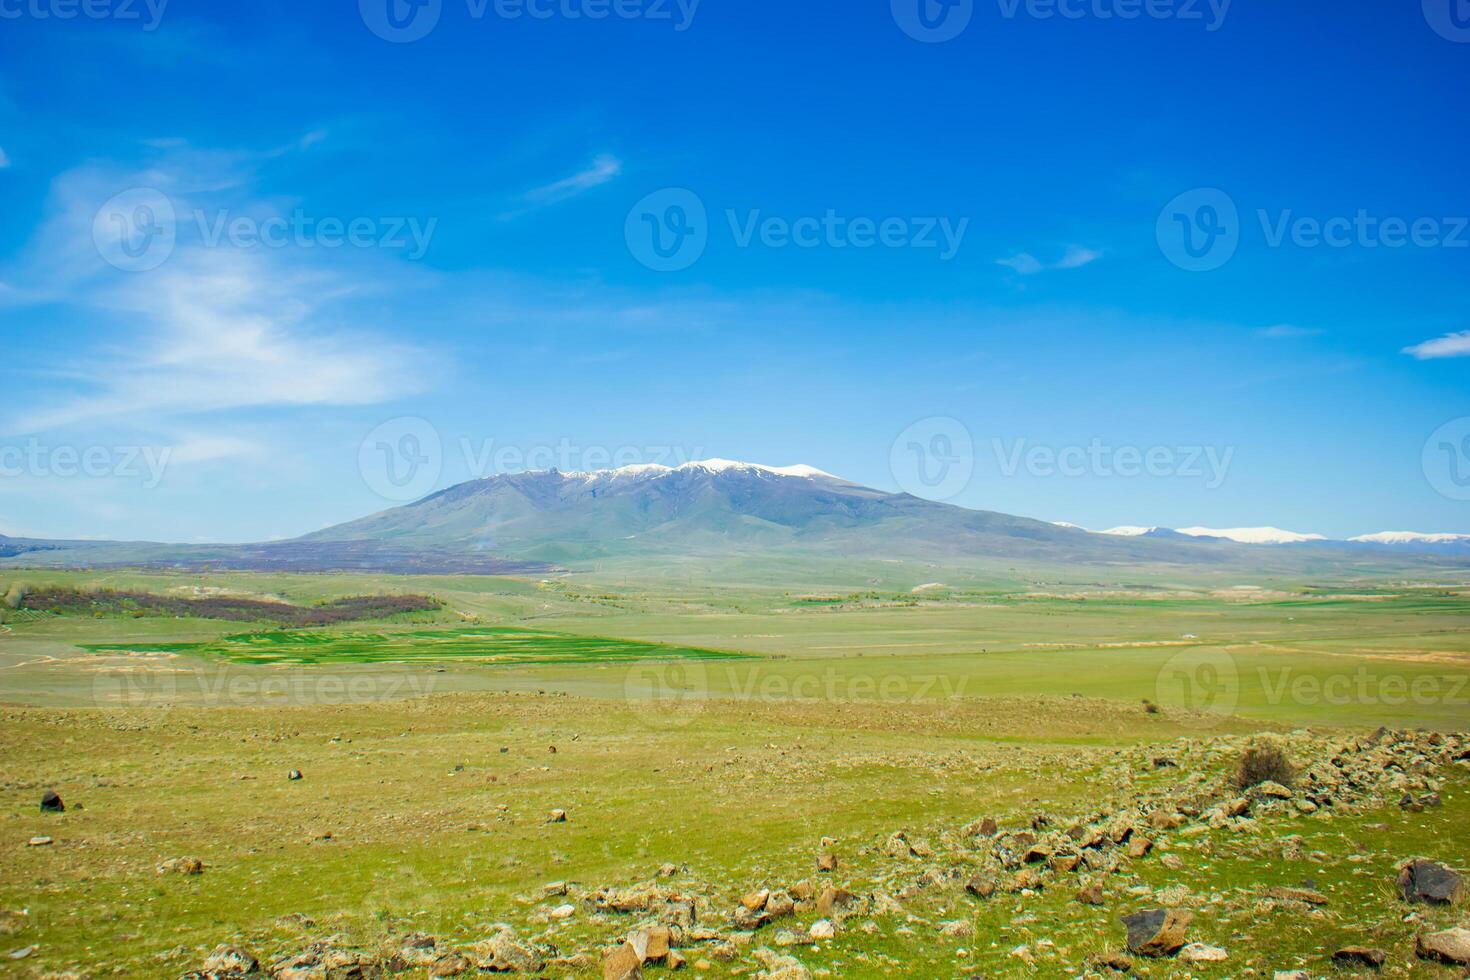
[548,904,575,919]
[809,919,835,940]
[1416,927,1470,965]
[631,925,671,962]
[1076,883,1105,905]
[1088,951,1132,972]
[1266,886,1327,905]
[202,946,259,974]
[39,790,64,813]
[741,889,770,912]
[602,941,643,980]
[1148,811,1184,830]
[26,836,52,847]
[157,857,205,875]
[548,809,568,823]
[1178,942,1227,963]
[429,952,473,975]
[1252,781,1293,799]
[815,886,857,916]
[1126,837,1153,859]
[1121,908,1192,957]
[965,876,995,899]
[1331,946,1387,968]
[543,881,567,896]
[287,769,303,781]
[1397,858,1465,905]
[816,853,838,873]
[1050,854,1080,873]
[938,919,975,938]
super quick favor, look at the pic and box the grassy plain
[0,565,1467,977]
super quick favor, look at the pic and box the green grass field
[1,566,1468,977]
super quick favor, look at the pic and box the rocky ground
[24,725,1457,979]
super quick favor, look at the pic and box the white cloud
[1403,330,1470,360]
[512,154,622,211]
[997,245,1100,275]
[0,147,10,168]
[2,147,435,435]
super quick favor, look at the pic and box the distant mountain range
[1082,523,1470,553]
[3,459,1467,576]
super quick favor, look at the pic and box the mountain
[4,460,1468,577]
[298,460,1236,566]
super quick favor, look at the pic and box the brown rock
[741,889,770,912]
[428,953,472,977]
[965,876,996,899]
[1076,883,1105,905]
[816,853,838,873]
[1398,858,1465,905]
[1121,908,1192,956]
[1416,927,1470,965]
[603,941,643,980]
[1266,886,1328,905]
[815,885,857,916]
[1126,837,1153,859]
[1331,946,1387,968]
[1050,854,1080,873]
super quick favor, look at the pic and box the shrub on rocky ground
[1235,740,1295,790]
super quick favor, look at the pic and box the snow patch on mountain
[1177,526,1326,544]
[1350,531,1470,544]
[568,459,842,482]
[1098,526,1161,537]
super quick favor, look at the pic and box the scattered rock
[157,857,205,875]
[1178,942,1227,963]
[1087,951,1132,972]
[1397,858,1465,905]
[809,919,835,940]
[1076,883,1105,905]
[548,809,568,823]
[602,942,642,980]
[26,836,52,847]
[1121,908,1192,957]
[1416,927,1470,965]
[1331,946,1387,968]
[201,946,259,975]
[1266,886,1328,905]
[287,769,302,781]
[964,876,995,899]
[816,853,837,873]
[40,790,64,813]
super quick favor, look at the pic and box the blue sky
[0,0,1466,542]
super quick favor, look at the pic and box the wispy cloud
[0,147,10,168]
[2,144,435,435]
[1403,330,1470,360]
[1257,324,1324,339]
[502,154,622,218]
[997,245,1101,275]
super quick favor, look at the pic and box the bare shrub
[1235,740,1295,789]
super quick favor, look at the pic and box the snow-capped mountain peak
[1350,531,1470,545]
[1176,526,1326,544]
[1098,526,1162,537]
[568,459,842,483]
